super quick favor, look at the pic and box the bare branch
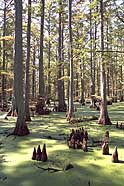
[88,50,124,53]
[113,0,124,23]
[6,0,14,8]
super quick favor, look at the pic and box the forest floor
[0,102,124,186]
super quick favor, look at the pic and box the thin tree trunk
[93,5,98,96]
[67,0,74,118]
[114,45,119,100]
[111,64,114,98]
[119,65,123,101]
[13,0,30,136]
[61,21,65,102]
[97,59,100,96]
[25,0,31,121]
[75,72,79,99]
[107,67,110,97]
[58,0,66,112]
[106,21,110,97]
[80,61,85,105]
[39,0,45,97]
[90,0,96,108]
[89,0,95,107]
[98,0,112,125]
[2,2,6,104]
[67,49,70,110]
[32,44,36,98]
[47,10,51,97]
[0,34,1,102]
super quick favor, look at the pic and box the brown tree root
[25,116,32,122]
[35,165,63,173]
[6,125,30,137]
[34,163,74,173]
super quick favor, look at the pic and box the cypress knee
[102,142,109,155]
[41,144,48,162]
[82,140,88,152]
[104,131,109,143]
[120,123,122,129]
[112,146,118,163]
[105,131,109,138]
[32,147,36,160]
[36,145,42,161]
[116,121,118,128]
[84,130,88,141]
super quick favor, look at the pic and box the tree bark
[75,72,79,99]
[25,0,31,121]
[98,0,112,125]
[39,0,45,97]
[2,2,7,103]
[47,9,51,97]
[32,43,36,98]
[89,0,95,107]
[119,65,123,101]
[80,61,85,105]
[106,20,110,97]
[67,0,74,118]
[58,0,66,112]
[13,0,30,136]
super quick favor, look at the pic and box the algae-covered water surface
[0,103,124,186]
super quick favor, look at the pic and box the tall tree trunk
[25,0,31,121]
[75,72,79,99]
[80,61,85,105]
[2,2,6,104]
[67,0,74,118]
[0,34,1,102]
[113,66,117,101]
[106,24,110,98]
[97,59,100,96]
[47,10,51,97]
[89,0,95,107]
[67,49,70,110]
[111,63,114,98]
[98,0,112,125]
[39,0,45,97]
[61,21,65,103]
[90,0,95,107]
[119,65,123,101]
[32,44,36,98]
[58,0,66,112]
[107,67,110,97]
[13,0,30,136]
[93,5,98,97]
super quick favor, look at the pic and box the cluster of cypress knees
[67,128,88,152]
[102,142,119,163]
[32,144,48,162]
[67,129,119,163]
[100,131,119,163]
[31,131,119,163]
[116,121,124,129]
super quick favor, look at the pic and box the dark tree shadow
[118,160,124,164]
